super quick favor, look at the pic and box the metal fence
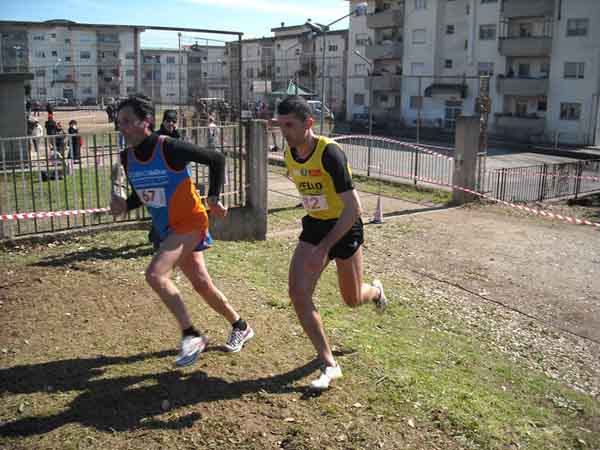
[268,129,455,189]
[0,124,246,239]
[484,160,600,202]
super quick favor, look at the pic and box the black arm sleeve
[163,139,226,198]
[322,143,354,193]
[119,150,142,210]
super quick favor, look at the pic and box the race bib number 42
[139,188,167,208]
[302,194,328,211]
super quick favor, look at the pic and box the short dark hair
[117,93,155,123]
[162,109,178,122]
[277,96,312,122]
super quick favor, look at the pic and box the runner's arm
[119,151,142,210]
[164,139,225,198]
[317,144,361,251]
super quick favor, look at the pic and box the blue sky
[4,0,351,48]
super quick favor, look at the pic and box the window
[35,51,45,58]
[356,33,369,46]
[166,56,176,64]
[479,25,496,40]
[446,25,455,35]
[560,103,581,120]
[295,48,300,56]
[478,62,494,75]
[354,63,367,75]
[65,56,71,62]
[540,62,550,76]
[65,38,71,44]
[411,62,425,75]
[81,73,92,78]
[564,62,585,79]
[167,72,176,80]
[415,0,426,9]
[328,44,338,52]
[37,87,47,95]
[412,29,426,44]
[126,69,135,77]
[410,96,423,109]
[50,33,56,39]
[481,0,497,3]
[82,87,93,94]
[126,52,135,60]
[515,99,528,117]
[518,64,530,77]
[445,59,453,69]
[246,67,253,78]
[51,50,58,57]
[80,50,91,59]
[33,35,44,41]
[537,97,547,112]
[354,93,365,105]
[566,19,589,37]
[126,86,136,93]
[35,69,45,77]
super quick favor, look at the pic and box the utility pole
[178,32,183,128]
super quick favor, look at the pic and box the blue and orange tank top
[126,135,208,240]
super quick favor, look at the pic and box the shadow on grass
[0,350,323,437]
[31,242,154,268]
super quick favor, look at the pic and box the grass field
[0,175,598,450]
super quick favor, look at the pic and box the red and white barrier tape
[400,172,600,228]
[0,207,109,222]
[333,134,454,161]
[488,169,600,183]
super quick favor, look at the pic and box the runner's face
[277,113,312,148]
[117,106,150,147]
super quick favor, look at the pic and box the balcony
[365,73,401,92]
[495,114,545,136]
[499,36,552,56]
[365,41,403,60]
[497,76,548,96]
[502,0,554,19]
[366,8,403,29]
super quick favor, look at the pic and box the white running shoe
[372,279,388,313]
[225,325,255,352]
[175,335,208,367]
[310,364,343,390]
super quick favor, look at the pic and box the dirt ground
[1,172,599,449]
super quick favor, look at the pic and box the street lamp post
[354,50,373,176]
[13,45,23,72]
[53,58,62,98]
[305,2,368,134]
[284,40,304,95]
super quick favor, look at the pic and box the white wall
[547,0,600,144]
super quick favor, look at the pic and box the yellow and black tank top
[284,136,352,220]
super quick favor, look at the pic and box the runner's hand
[208,200,228,219]
[305,246,328,273]
[110,195,127,217]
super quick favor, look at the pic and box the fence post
[451,116,480,205]
[413,148,420,185]
[538,164,548,202]
[574,161,583,200]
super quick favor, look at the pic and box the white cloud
[180,0,348,20]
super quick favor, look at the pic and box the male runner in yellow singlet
[278,96,388,390]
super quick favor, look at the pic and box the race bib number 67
[139,188,167,208]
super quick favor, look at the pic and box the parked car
[350,112,381,132]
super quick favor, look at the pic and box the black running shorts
[299,215,364,260]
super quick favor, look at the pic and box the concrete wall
[209,120,268,241]
[0,73,32,138]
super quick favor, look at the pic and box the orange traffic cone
[371,195,384,224]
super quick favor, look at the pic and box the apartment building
[347,0,600,145]
[140,48,188,104]
[0,20,142,103]
[227,23,348,116]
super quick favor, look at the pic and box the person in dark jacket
[68,120,81,161]
[158,109,181,139]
